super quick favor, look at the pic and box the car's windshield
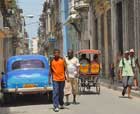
[12,60,45,70]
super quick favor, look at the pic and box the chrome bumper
[3,87,53,93]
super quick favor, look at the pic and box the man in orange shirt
[50,49,69,112]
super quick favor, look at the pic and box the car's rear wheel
[0,92,4,106]
[0,93,9,105]
[0,92,15,105]
[48,91,53,102]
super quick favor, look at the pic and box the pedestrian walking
[110,63,115,85]
[65,49,80,105]
[129,49,139,90]
[50,49,69,112]
[117,52,123,82]
[119,51,135,99]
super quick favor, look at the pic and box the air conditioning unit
[74,0,89,11]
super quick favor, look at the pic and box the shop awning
[76,49,101,54]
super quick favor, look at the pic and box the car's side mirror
[1,72,5,75]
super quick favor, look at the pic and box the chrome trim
[3,87,53,93]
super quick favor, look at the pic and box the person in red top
[50,49,69,112]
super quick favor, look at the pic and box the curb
[101,81,140,98]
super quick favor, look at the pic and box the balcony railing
[74,0,89,11]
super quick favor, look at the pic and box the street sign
[48,37,56,42]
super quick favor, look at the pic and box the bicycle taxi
[77,49,101,94]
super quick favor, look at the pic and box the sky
[17,0,45,38]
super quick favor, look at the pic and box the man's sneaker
[65,102,70,106]
[54,108,59,112]
[122,91,125,96]
[72,101,79,105]
[122,88,126,96]
[60,105,64,109]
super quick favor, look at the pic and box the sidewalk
[101,78,140,97]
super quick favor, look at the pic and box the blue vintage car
[0,55,53,102]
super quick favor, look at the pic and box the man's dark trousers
[53,81,65,108]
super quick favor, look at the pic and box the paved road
[0,87,140,114]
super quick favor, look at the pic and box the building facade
[31,38,39,54]
[39,0,65,56]
[86,0,140,78]
[0,0,22,74]
[111,0,140,60]
[39,0,140,80]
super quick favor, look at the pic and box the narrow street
[1,0,140,114]
[1,87,140,114]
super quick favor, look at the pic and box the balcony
[74,0,89,11]
[64,13,81,25]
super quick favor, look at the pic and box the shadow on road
[0,107,10,114]
[79,91,99,95]
[1,94,52,107]
[119,96,130,99]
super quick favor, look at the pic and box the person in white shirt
[119,51,135,99]
[65,49,80,105]
[129,49,139,90]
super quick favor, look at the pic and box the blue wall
[61,0,69,56]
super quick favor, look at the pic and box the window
[12,60,45,70]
